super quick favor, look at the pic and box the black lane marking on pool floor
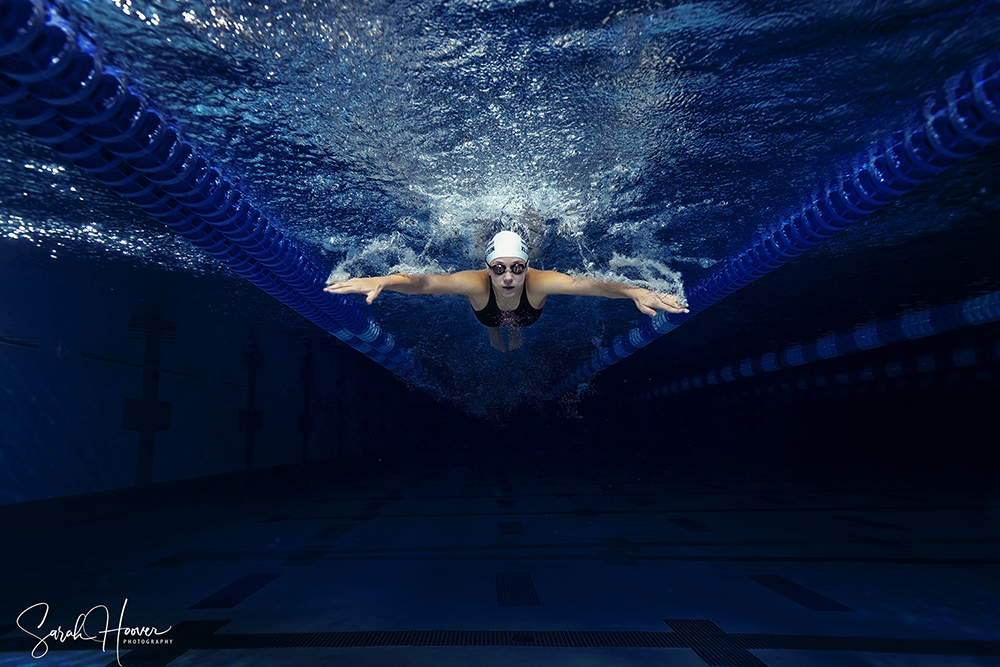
[855,536,907,549]
[835,515,903,530]
[599,537,642,552]
[755,496,793,506]
[747,575,855,612]
[3,620,996,666]
[499,521,525,535]
[188,573,282,609]
[281,548,329,567]
[0,335,40,349]
[147,532,1000,567]
[311,523,353,541]
[597,550,640,566]
[597,537,642,565]
[149,548,1000,567]
[245,502,984,522]
[667,517,715,532]
[145,548,213,568]
[496,572,541,606]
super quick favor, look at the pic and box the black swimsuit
[473,282,543,327]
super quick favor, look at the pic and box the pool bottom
[1,454,997,667]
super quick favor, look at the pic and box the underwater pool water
[3,3,1000,666]
[2,0,1000,413]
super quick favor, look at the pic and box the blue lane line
[0,0,437,391]
[623,290,1000,403]
[554,51,1000,395]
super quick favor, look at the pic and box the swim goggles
[488,262,527,275]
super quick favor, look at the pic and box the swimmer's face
[488,256,528,295]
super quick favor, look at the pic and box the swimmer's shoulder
[525,267,567,309]
[525,268,571,294]
[454,269,490,309]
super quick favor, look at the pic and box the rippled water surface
[2,0,1000,410]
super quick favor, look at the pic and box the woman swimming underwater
[324,231,688,352]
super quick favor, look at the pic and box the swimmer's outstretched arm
[529,270,689,316]
[324,271,484,304]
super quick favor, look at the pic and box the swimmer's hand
[324,277,385,304]
[631,289,689,317]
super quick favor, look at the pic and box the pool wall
[0,243,467,506]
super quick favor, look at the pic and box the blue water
[3,6,1000,662]
[2,0,1000,413]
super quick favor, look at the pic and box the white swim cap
[485,231,528,263]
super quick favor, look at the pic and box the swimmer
[324,231,688,352]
